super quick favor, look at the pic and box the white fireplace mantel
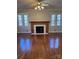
[32,24,48,35]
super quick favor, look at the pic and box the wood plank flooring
[17,33,62,59]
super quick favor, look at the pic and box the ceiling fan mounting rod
[38,0,43,2]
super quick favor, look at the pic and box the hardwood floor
[17,33,62,59]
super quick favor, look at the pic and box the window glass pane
[57,14,61,26]
[55,38,59,48]
[24,15,28,26]
[18,15,22,26]
[49,38,54,48]
[51,15,55,26]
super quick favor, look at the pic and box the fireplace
[36,26,44,33]
[34,25,47,34]
[30,21,49,34]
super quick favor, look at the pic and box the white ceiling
[17,0,62,10]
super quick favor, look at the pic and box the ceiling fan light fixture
[38,2,41,5]
[35,7,38,10]
[34,6,44,10]
[41,6,44,9]
[37,6,40,8]
[34,2,45,11]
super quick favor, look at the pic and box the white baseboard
[31,33,48,35]
[49,31,62,33]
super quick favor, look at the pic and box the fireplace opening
[36,26,44,33]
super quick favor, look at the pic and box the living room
[17,0,62,59]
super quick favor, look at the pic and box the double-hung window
[51,15,56,26]
[57,14,61,26]
[18,14,28,26]
[18,15,22,26]
[24,15,28,26]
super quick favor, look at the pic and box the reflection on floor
[17,33,62,59]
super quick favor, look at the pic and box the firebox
[34,25,46,34]
[36,26,44,33]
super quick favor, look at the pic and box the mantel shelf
[30,21,50,23]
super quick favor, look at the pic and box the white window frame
[24,15,28,26]
[57,14,61,26]
[18,15,23,26]
[51,15,56,26]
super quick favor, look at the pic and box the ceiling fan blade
[41,3,48,6]
[38,0,43,2]
[42,0,48,3]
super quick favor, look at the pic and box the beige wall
[29,10,50,21]
[17,9,62,33]
[18,9,61,22]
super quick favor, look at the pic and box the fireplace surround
[34,25,46,34]
[30,21,49,35]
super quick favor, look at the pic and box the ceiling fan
[37,0,49,6]
[34,0,49,10]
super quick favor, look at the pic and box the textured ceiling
[17,0,62,10]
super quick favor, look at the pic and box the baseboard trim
[31,33,48,35]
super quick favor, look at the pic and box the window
[55,38,59,48]
[18,15,22,26]
[57,14,61,26]
[20,38,31,52]
[49,38,54,48]
[18,14,29,26]
[51,15,56,26]
[24,15,28,26]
